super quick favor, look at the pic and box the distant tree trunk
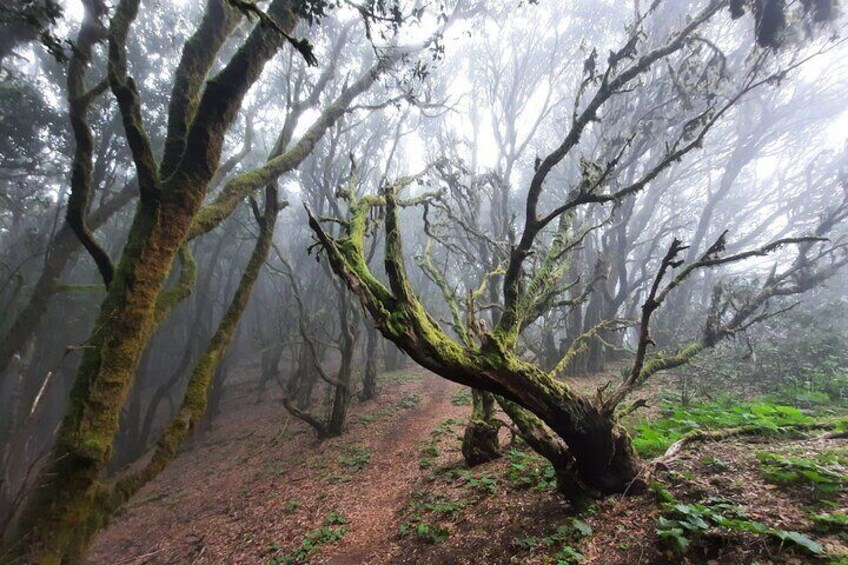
[257,341,283,402]
[360,322,379,401]
[283,284,359,438]
[461,389,501,466]
[0,182,134,377]
[324,308,355,435]
[383,342,407,371]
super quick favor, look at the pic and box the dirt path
[88,369,465,564]
[319,376,458,564]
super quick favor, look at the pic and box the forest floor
[89,366,848,565]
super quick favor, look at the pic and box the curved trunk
[9,194,192,562]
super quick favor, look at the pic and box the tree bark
[360,322,379,401]
[461,389,501,467]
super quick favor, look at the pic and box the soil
[88,368,848,565]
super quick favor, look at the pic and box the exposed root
[640,419,846,482]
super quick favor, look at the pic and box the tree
[307,0,847,501]
[4,0,445,559]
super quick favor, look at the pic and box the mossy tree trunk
[308,180,647,497]
[6,0,299,559]
[461,389,501,467]
[7,0,415,553]
[306,25,839,496]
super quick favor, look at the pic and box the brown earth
[88,368,847,565]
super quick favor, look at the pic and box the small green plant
[430,418,462,439]
[325,511,348,525]
[420,444,440,458]
[405,491,467,517]
[756,451,845,496]
[810,512,848,539]
[652,484,823,556]
[632,401,815,457]
[458,470,498,495]
[515,536,539,550]
[398,492,466,544]
[269,513,347,564]
[283,498,300,513]
[451,388,472,406]
[554,545,585,564]
[398,521,450,543]
[398,393,421,409]
[513,519,592,563]
[505,448,557,491]
[356,414,376,425]
[338,444,372,473]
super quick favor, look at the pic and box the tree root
[644,419,846,477]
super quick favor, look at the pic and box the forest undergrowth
[87,365,847,565]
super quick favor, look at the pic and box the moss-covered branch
[109,187,281,515]
[171,0,297,189]
[549,319,633,379]
[159,0,241,177]
[153,246,198,324]
[107,0,160,203]
[65,0,115,288]
[188,47,408,240]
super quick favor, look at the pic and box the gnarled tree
[307,0,847,500]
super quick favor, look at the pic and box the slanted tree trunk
[7,0,299,558]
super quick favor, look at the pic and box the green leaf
[776,530,824,554]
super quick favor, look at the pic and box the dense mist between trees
[1,0,847,562]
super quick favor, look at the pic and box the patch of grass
[451,388,472,406]
[512,519,592,564]
[457,470,498,495]
[504,448,557,491]
[283,498,300,513]
[651,483,824,556]
[398,393,421,410]
[338,444,372,473]
[756,451,845,496]
[268,513,347,564]
[632,401,815,457]
[380,369,423,384]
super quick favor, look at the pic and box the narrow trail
[88,369,464,564]
[320,375,458,564]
